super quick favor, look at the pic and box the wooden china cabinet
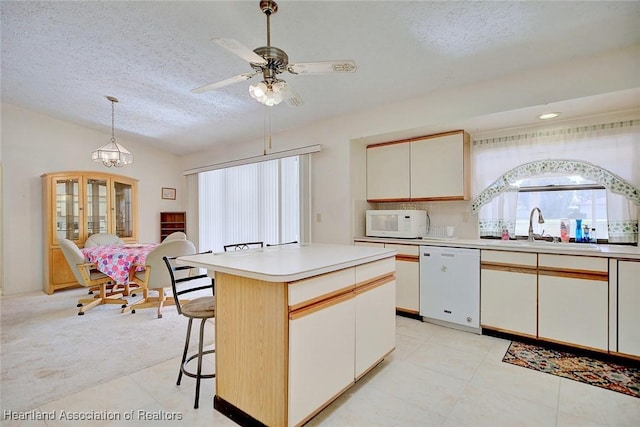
[42,171,139,294]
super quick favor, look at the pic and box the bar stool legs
[177,317,215,409]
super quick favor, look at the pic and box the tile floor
[3,316,639,427]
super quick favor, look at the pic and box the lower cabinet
[538,254,609,351]
[385,243,419,314]
[480,250,537,337]
[355,275,396,378]
[618,260,640,357]
[288,257,395,426]
[354,241,418,314]
[289,294,355,426]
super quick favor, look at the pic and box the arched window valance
[471,159,640,214]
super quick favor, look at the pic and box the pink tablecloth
[81,243,159,285]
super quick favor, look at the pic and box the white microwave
[365,210,428,238]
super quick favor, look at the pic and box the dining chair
[163,251,215,409]
[123,239,196,318]
[58,238,128,315]
[84,233,124,247]
[162,231,187,242]
[223,241,264,251]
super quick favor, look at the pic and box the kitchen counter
[354,236,640,259]
[177,243,397,427]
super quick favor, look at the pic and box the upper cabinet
[42,171,138,294]
[365,141,410,200]
[366,130,470,202]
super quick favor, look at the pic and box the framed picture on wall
[161,187,176,200]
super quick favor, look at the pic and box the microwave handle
[425,212,430,235]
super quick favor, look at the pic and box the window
[514,175,608,241]
[198,156,300,252]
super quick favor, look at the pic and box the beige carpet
[0,287,214,413]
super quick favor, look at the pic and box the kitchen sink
[486,240,601,252]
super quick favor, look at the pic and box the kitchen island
[177,243,397,427]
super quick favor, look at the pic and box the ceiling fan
[192,0,357,107]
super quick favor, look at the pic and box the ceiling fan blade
[213,38,267,65]
[282,82,304,107]
[191,72,260,94]
[288,60,357,75]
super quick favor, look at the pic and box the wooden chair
[123,239,196,318]
[163,251,215,409]
[84,232,124,247]
[58,238,128,315]
[162,231,187,242]
[223,241,264,251]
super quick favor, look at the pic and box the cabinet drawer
[355,257,395,285]
[385,243,419,258]
[481,250,537,267]
[538,254,607,273]
[288,268,355,309]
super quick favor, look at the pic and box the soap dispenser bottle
[583,225,590,243]
[575,219,583,242]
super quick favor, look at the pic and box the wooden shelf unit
[160,211,186,241]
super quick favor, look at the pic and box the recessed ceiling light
[538,112,560,120]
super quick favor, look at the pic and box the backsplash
[354,200,478,239]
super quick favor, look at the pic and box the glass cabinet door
[54,177,80,242]
[113,180,134,238]
[85,178,109,237]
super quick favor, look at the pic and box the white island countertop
[177,243,397,282]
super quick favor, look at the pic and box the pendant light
[91,96,133,167]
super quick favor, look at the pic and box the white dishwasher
[419,246,481,333]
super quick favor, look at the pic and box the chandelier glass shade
[249,80,286,106]
[92,96,133,167]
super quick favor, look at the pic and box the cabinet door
[538,255,608,350]
[85,177,110,238]
[618,260,640,357]
[480,250,537,337]
[410,131,470,200]
[386,243,419,313]
[366,142,410,200]
[112,178,136,239]
[52,175,83,245]
[355,277,396,378]
[288,294,355,427]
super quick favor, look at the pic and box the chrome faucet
[528,207,545,241]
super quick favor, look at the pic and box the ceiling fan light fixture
[249,82,268,98]
[249,81,284,106]
[92,96,133,167]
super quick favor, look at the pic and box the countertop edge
[354,236,640,259]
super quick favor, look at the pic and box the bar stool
[163,252,215,409]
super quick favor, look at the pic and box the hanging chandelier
[91,96,133,167]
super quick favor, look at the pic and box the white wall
[1,104,184,295]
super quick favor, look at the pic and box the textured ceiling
[2,1,640,155]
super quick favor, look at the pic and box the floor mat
[502,341,639,398]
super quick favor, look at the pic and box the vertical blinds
[198,156,300,252]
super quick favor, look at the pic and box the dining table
[81,243,159,286]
